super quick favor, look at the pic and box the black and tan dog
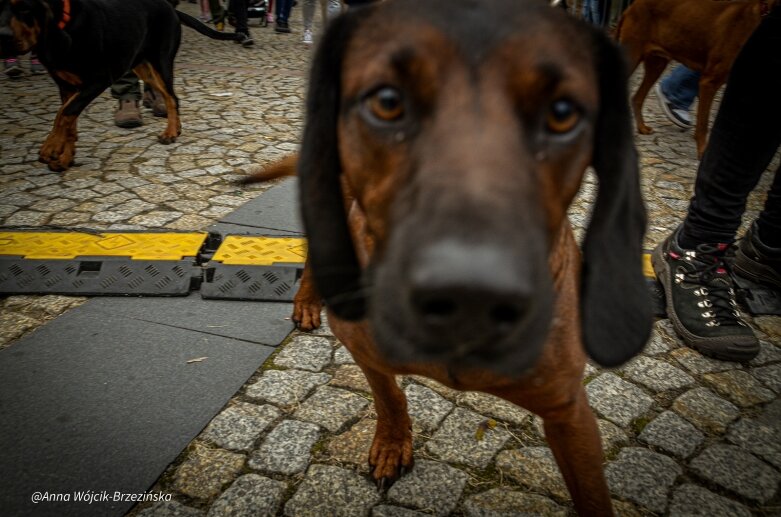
[0,0,238,172]
[244,0,652,514]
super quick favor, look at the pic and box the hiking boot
[734,222,781,289]
[114,99,143,128]
[142,89,167,118]
[652,227,759,362]
[303,29,313,45]
[235,31,254,47]
[4,58,23,78]
[655,83,692,129]
[30,57,45,74]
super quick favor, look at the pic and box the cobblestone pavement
[1,4,780,516]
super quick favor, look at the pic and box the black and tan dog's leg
[357,362,413,487]
[39,84,104,172]
[293,257,324,331]
[539,388,614,516]
[133,62,181,144]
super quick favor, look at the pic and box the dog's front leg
[365,368,414,487]
[538,387,614,516]
[39,83,104,172]
[356,361,414,488]
[292,256,323,331]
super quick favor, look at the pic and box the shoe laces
[673,243,744,327]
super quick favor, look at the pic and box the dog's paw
[158,132,178,145]
[293,298,323,331]
[369,428,414,489]
[39,137,75,171]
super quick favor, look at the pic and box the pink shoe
[267,12,274,23]
[30,57,46,74]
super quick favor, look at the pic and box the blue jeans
[276,0,294,22]
[582,0,610,26]
[660,65,700,111]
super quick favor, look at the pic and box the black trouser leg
[230,0,250,33]
[680,6,781,246]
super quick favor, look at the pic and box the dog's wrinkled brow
[532,62,565,91]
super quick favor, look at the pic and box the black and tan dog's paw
[368,428,414,490]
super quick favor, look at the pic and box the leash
[58,0,71,29]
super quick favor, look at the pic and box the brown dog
[617,0,772,157]
[246,0,653,514]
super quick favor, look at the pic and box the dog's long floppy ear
[580,30,653,367]
[298,8,373,321]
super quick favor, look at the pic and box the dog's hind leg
[632,55,669,135]
[693,74,723,158]
[133,62,181,144]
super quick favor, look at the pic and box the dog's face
[339,3,598,374]
[0,0,47,57]
[300,0,651,375]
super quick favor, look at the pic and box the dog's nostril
[418,297,458,322]
[490,303,521,326]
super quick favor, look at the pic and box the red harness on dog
[58,0,71,29]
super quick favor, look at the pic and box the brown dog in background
[617,0,772,157]
[245,0,652,514]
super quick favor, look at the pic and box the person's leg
[656,65,700,128]
[111,71,143,128]
[661,65,700,111]
[231,0,254,46]
[209,0,225,28]
[734,163,781,289]
[29,52,45,74]
[755,164,781,248]
[680,7,781,246]
[302,0,315,42]
[303,0,315,30]
[4,53,22,78]
[326,0,341,18]
[582,0,598,25]
[275,0,293,32]
[653,5,781,362]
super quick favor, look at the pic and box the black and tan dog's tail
[176,11,241,41]
[238,155,299,185]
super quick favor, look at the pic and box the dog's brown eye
[546,99,580,134]
[367,87,404,122]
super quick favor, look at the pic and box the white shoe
[303,29,313,45]
[655,82,693,129]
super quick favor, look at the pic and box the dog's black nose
[407,239,536,356]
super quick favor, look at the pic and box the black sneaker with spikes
[652,227,759,362]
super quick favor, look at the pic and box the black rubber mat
[0,257,199,296]
[218,178,303,234]
[90,293,294,345]
[0,305,276,517]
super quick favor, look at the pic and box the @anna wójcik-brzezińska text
[30,490,172,504]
